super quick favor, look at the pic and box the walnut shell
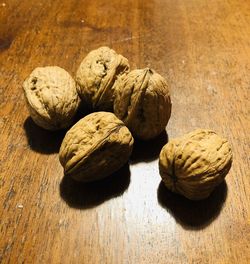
[23,66,80,130]
[76,46,130,111]
[159,129,232,200]
[59,112,134,182]
[114,68,171,140]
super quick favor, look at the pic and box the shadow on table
[22,107,90,154]
[60,164,130,209]
[130,131,168,164]
[157,180,228,230]
[23,117,66,154]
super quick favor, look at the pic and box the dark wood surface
[0,0,249,263]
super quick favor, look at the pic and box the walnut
[159,129,233,200]
[23,66,80,130]
[59,112,134,182]
[114,68,172,140]
[76,46,130,111]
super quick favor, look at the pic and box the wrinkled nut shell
[76,46,130,111]
[159,129,232,200]
[23,66,80,130]
[114,68,171,140]
[59,112,134,182]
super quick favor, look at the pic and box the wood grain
[0,0,250,263]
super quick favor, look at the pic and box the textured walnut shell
[23,66,80,130]
[114,68,171,140]
[76,46,130,111]
[159,129,232,200]
[59,112,134,182]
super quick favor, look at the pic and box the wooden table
[0,0,249,263]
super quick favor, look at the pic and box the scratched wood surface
[0,0,250,263]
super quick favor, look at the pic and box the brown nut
[159,129,233,200]
[114,68,171,140]
[59,112,134,182]
[23,66,80,130]
[76,46,130,111]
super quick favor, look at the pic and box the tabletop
[0,0,249,263]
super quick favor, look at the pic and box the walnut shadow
[74,101,92,121]
[23,117,67,154]
[157,180,228,230]
[22,106,91,154]
[60,164,130,209]
[130,131,168,164]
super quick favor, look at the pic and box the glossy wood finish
[0,0,249,263]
